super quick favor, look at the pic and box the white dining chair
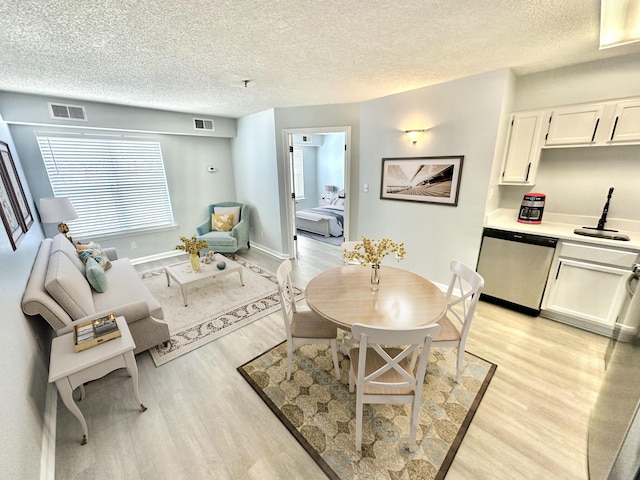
[414,260,484,383]
[348,322,441,452]
[276,260,341,380]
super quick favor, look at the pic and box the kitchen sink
[574,228,630,241]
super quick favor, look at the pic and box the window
[293,147,305,199]
[36,135,175,238]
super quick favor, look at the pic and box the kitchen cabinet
[499,110,546,185]
[541,242,638,336]
[544,103,606,146]
[608,99,640,144]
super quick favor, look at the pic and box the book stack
[74,313,122,352]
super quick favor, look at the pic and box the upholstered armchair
[196,202,250,259]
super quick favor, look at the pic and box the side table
[48,316,147,445]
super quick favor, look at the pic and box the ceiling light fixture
[404,129,428,144]
[599,0,640,49]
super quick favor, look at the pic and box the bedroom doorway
[283,127,351,258]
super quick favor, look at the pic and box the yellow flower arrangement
[344,237,406,266]
[175,236,209,255]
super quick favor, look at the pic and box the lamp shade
[324,185,335,192]
[39,197,79,223]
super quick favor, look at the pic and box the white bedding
[296,205,344,237]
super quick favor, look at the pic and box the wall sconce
[39,197,79,243]
[600,0,640,49]
[404,129,428,144]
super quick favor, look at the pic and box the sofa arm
[58,300,151,336]
[103,247,119,261]
[196,219,210,236]
[231,218,249,243]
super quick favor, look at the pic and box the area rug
[142,256,303,366]
[238,342,496,480]
[297,228,344,246]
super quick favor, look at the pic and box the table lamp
[324,185,335,200]
[39,197,79,243]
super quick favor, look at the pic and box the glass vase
[190,254,201,272]
[370,264,380,292]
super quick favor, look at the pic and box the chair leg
[456,346,465,383]
[232,253,236,260]
[247,241,251,249]
[349,369,355,393]
[330,339,340,380]
[355,392,363,451]
[286,342,293,380]
[409,395,420,452]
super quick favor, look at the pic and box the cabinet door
[608,99,640,143]
[545,104,606,146]
[499,111,545,185]
[543,259,628,328]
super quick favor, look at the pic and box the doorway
[283,127,351,258]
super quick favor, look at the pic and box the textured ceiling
[1,0,640,118]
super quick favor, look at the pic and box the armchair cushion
[211,213,234,232]
[214,206,240,226]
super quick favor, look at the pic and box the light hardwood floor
[55,236,608,479]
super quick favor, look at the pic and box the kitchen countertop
[485,209,640,252]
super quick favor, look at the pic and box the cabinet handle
[525,162,531,181]
[610,116,619,141]
[591,118,600,142]
[555,262,563,280]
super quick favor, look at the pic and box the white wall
[357,69,512,286]
[2,93,237,259]
[498,53,640,219]
[0,114,51,480]
[317,133,345,200]
[232,109,282,254]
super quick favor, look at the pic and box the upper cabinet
[499,96,640,185]
[544,104,606,146]
[499,111,546,185]
[609,99,640,144]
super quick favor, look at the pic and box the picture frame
[0,141,32,250]
[380,156,464,206]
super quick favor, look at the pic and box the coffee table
[164,253,244,306]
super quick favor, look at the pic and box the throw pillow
[77,241,112,270]
[85,257,108,293]
[211,213,234,232]
[214,206,241,226]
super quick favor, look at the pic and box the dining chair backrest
[351,322,441,396]
[444,260,484,343]
[275,259,296,338]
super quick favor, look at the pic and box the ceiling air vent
[194,118,214,131]
[48,103,87,121]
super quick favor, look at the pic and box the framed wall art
[0,141,32,250]
[380,156,464,206]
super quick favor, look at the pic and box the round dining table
[305,265,447,331]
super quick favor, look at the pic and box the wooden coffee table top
[305,265,447,331]
[165,253,241,285]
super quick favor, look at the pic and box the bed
[296,198,344,237]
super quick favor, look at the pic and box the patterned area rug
[238,341,496,479]
[142,256,302,366]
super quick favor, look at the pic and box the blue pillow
[85,257,108,293]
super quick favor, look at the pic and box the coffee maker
[517,193,545,224]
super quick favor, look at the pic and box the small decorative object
[205,251,216,264]
[176,236,209,272]
[217,261,226,270]
[344,237,406,292]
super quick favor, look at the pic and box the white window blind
[37,135,175,238]
[293,147,305,199]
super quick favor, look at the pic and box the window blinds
[37,135,175,238]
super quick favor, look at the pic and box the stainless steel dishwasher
[476,228,558,315]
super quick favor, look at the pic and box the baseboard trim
[40,383,57,480]
[130,250,186,266]
[250,242,288,260]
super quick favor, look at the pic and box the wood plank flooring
[55,236,608,479]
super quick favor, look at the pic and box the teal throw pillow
[85,257,108,293]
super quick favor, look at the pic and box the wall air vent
[194,118,215,131]
[48,103,87,121]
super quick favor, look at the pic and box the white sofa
[21,234,169,354]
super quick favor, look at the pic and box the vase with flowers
[175,236,210,272]
[343,237,406,291]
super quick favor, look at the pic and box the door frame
[282,126,351,258]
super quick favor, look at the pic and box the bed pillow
[214,206,241,226]
[331,197,345,206]
[212,213,234,232]
[85,257,108,293]
[76,241,112,270]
